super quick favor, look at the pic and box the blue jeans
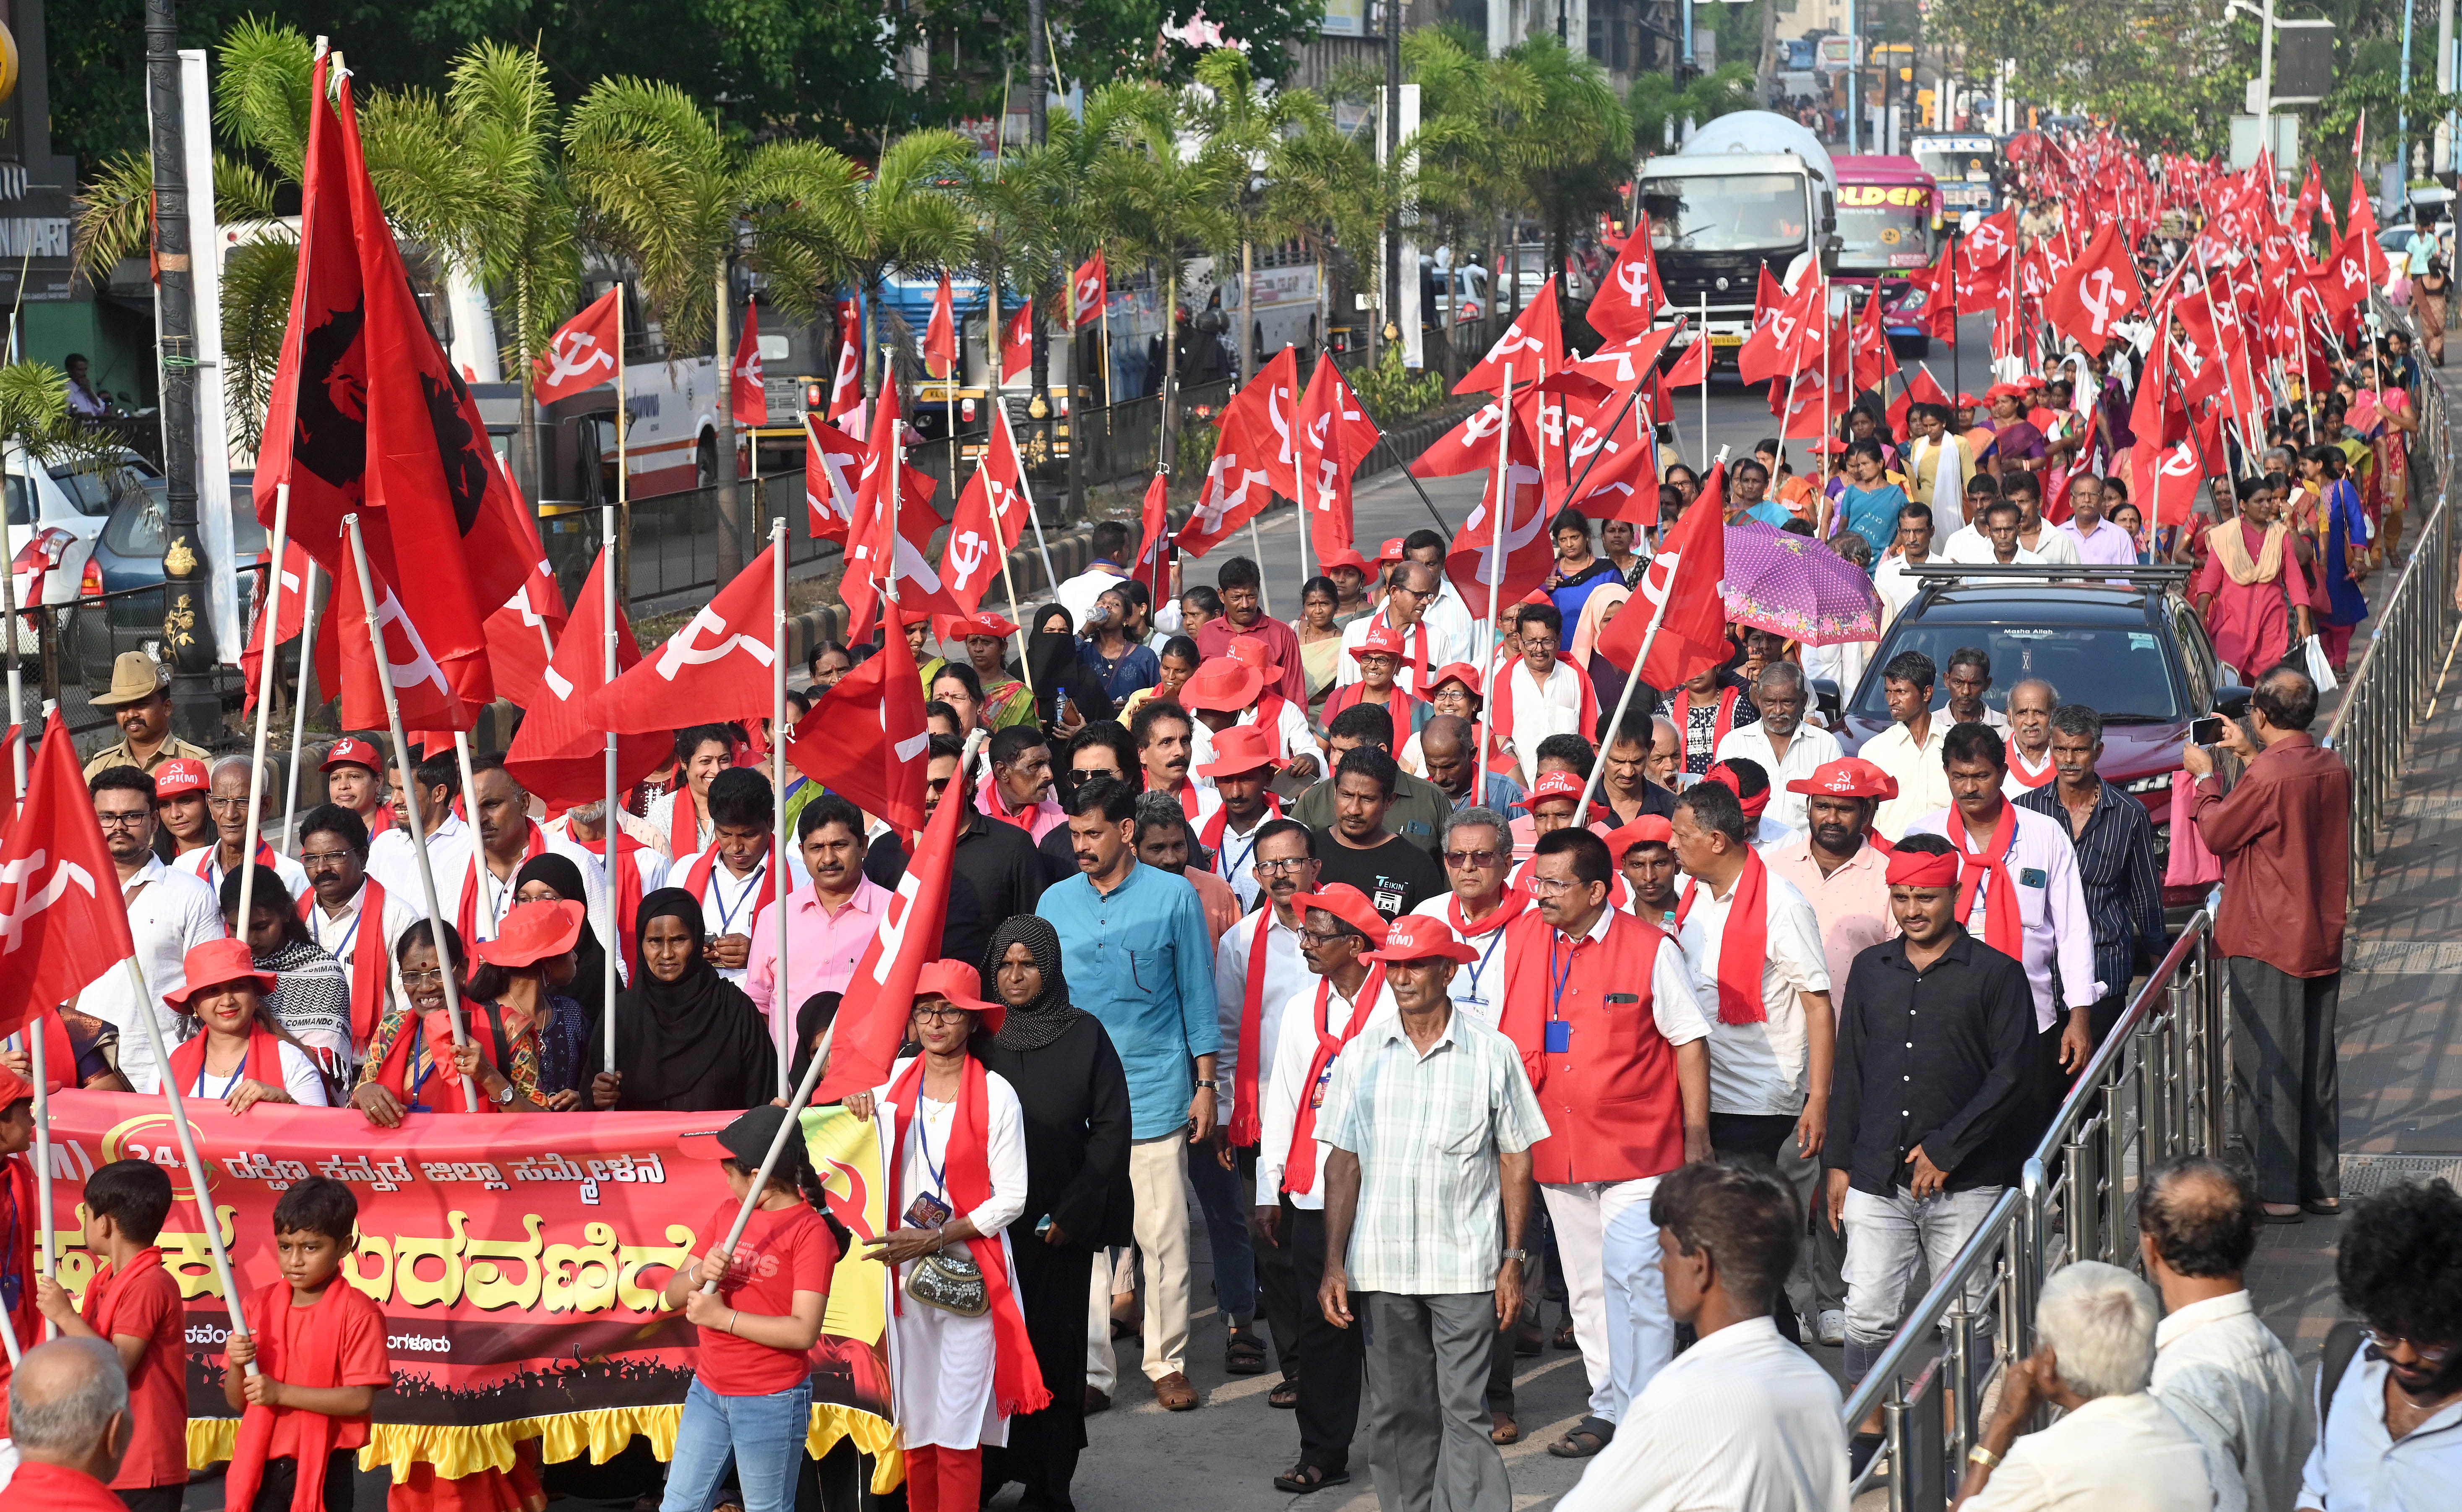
[1187,1144,1258,1324]
[660,1376,812,1512]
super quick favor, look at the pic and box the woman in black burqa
[974,914,1132,1512]
[588,887,776,1111]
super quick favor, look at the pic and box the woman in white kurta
[853,959,1041,1512]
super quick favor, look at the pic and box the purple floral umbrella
[1720,520,1881,646]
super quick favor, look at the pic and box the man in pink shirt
[745,792,887,1023]
[1195,557,1308,703]
[2056,475,2139,568]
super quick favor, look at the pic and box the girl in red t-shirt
[661,1105,842,1512]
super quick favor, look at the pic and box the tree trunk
[712,253,744,585]
[1756,0,1779,105]
[516,286,542,504]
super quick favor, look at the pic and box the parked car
[3,448,126,644]
[1831,565,2227,914]
[68,471,266,686]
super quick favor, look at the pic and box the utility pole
[147,0,218,737]
[1385,0,1404,362]
[1846,0,1860,154]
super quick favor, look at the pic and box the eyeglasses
[402,969,451,988]
[1524,875,1586,897]
[2365,1328,2456,1364]
[1254,858,1314,875]
[1443,848,1503,869]
[95,811,151,830]
[1296,927,1357,945]
[910,1004,973,1024]
[207,797,254,813]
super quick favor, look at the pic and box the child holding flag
[34,1162,185,1512]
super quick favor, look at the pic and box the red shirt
[0,1462,129,1512]
[695,1200,839,1397]
[82,1250,187,1488]
[2192,733,2352,977]
[1497,908,1690,1185]
[226,1280,393,1456]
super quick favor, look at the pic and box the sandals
[1272,1464,1351,1494]
[1225,1329,1270,1375]
[1491,1412,1520,1445]
[2303,1197,2343,1217]
[1547,1417,1615,1459]
[1268,1376,1300,1410]
[1552,1317,1578,1351]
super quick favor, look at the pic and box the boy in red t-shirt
[221,1177,393,1512]
[35,1160,185,1512]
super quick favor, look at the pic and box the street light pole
[146,0,218,737]
[1386,0,1403,359]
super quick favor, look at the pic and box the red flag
[1072,251,1107,330]
[532,289,621,404]
[841,385,963,641]
[1663,334,1710,390]
[2044,222,2141,349]
[2292,160,2323,241]
[805,420,864,544]
[1886,364,1951,437]
[827,302,863,423]
[732,302,767,427]
[315,557,483,733]
[1297,354,1381,561]
[2321,226,2380,316]
[595,545,780,732]
[1738,275,1820,386]
[0,712,136,1035]
[1443,410,1552,607]
[2137,437,2206,529]
[1453,277,1564,394]
[472,451,571,709]
[1556,326,1679,392]
[1001,299,1033,382]
[1962,209,2018,271]
[1177,348,1300,558]
[503,550,666,805]
[786,600,932,848]
[810,680,963,1101]
[1849,291,1896,394]
[1409,397,1510,479]
[1595,467,1727,688]
[1131,470,1171,600]
[1553,388,1659,524]
[924,274,957,380]
[939,408,1033,615]
[1907,245,1959,342]
[1587,217,1667,342]
[240,542,316,713]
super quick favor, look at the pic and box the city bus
[1833,155,1942,353]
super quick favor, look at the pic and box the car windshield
[1837,187,1933,271]
[105,481,268,560]
[46,464,146,519]
[1644,174,1808,253]
[1855,619,2183,722]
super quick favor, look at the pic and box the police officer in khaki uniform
[83,653,211,779]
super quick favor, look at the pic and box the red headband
[1702,762,1770,821]
[1886,848,1963,888]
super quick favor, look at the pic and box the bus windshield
[1643,174,1809,253]
[1837,187,1933,271]
[1914,145,1998,185]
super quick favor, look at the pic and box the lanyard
[194,1061,245,1101]
[1218,823,1263,888]
[917,1104,951,1199]
[712,861,766,937]
[1463,923,1508,1001]
[1547,932,1578,1022]
[325,905,363,966]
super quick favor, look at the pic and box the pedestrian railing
[1840,912,2230,1510]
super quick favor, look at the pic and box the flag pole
[1248,517,1271,616]
[235,484,292,932]
[0,519,23,789]
[617,291,631,607]
[120,955,256,1366]
[602,506,621,1081]
[342,514,479,1107]
[1700,291,1711,466]
[1474,363,1513,787]
[769,516,791,1100]
[29,698,54,1341]
[1570,581,1678,824]
[884,345,903,612]
[701,724,992,1296]
[280,560,321,854]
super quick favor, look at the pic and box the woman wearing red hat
[163,938,331,1111]
[464,899,590,1109]
[351,921,543,1121]
[848,961,1047,1512]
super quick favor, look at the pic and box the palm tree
[1496,36,1630,328]
[1405,26,1544,352]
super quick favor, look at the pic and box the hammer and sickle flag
[0,712,134,1036]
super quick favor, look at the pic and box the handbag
[903,1244,991,1317]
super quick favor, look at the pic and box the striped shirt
[1320,1007,1548,1296]
[2016,777,2167,1003]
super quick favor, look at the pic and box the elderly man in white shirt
[2138,1156,2305,1512]
[1557,1163,1846,1512]
[84,765,227,1095]
[1714,662,1841,834]
[1953,1261,2228,1512]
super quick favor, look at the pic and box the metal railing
[1840,913,2231,1509]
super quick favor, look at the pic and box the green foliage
[1626,64,1759,157]
[1348,344,1444,427]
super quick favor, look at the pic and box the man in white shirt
[1556,1163,1846,1512]
[2139,1156,2305,1512]
[1054,519,1132,629]
[1713,663,1841,833]
[1402,530,1479,665]
[1495,602,1593,788]
[1406,806,1526,1025]
[2002,678,2061,793]
[1942,498,2050,566]
[1945,647,2012,732]
[668,768,811,988]
[365,748,467,901]
[1864,650,1955,841]
[1951,1262,2225,1512]
[1873,503,1939,626]
[1335,560,1455,696]
[177,755,309,901]
[296,803,423,1082]
[84,765,225,1095]
[2003,473,2082,565]
[433,754,612,952]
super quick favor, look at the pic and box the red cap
[1180,658,1264,714]
[940,611,1019,641]
[1349,619,1408,662]
[472,899,586,969]
[1374,538,1408,563]
[1954,392,1984,408]
[1785,756,1900,801]
[1513,770,1587,811]
[164,938,278,1011]
[1194,724,1282,779]
[914,959,1006,1034]
[1518,589,1552,607]
[1362,914,1479,964]
[1811,438,1849,456]
[1290,884,1388,943]
[155,757,210,798]
[1604,814,1674,859]
[1985,381,2030,401]
[1427,662,1484,699]
[0,1063,29,1109]
[321,737,382,774]
[1318,547,1373,575]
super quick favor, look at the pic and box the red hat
[1180,658,1264,714]
[1954,392,1984,408]
[1362,914,1478,965]
[0,1063,29,1110]
[1427,662,1484,699]
[941,611,1019,642]
[1985,382,2030,402]
[1319,547,1373,575]
[1513,770,1587,811]
[1348,619,1408,663]
[321,737,382,774]
[1374,538,1408,563]
[913,959,1006,1034]
[1224,634,1283,679]
[1785,756,1899,801]
[1604,814,1674,859]
[1291,884,1387,943]
[1194,723,1283,778]
[1886,847,1963,888]
[2019,372,2047,388]
[1811,438,1849,456]
[1518,589,1551,607]
[164,938,278,1011]
[155,757,210,798]
[472,899,586,969]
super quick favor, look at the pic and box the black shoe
[1849,1433,1886,1479]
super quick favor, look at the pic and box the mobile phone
[2191,714,2225,745]
[1035,1215,1054,1237]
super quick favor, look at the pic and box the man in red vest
[1495,827,1711,1461]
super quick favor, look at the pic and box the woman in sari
[1294,576,1346,719]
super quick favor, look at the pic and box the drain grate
[2339,1152,2462,1195]
[2344,941,2462,975]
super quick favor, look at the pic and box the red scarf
[568,826,648,952]
[189,838,281,892]
[456,821,548,945]
[685,843,780,938]
[363,803,396,837]
[84,1247,166,1345]
[1671,685,1743,757]
[1490,657,1601,761]
[668,785,705,858]
[1227,909,1294,1147]
[1252,692,1294,744]
[1321,679,1429,730]
[1451,890,1528,938]
[301,879,390,1048]
[1377,616,1433,693]
[1675,852,1772,1025]
[365,1004,514,1114]
[222,1282,360,1512]
[1950,801,2025,959]
[975,769,1046,834]
[167,1026,287,1098]
[2007,745,2058,789]
[1282,967,1387,1196]
[885,1055,1052,1418]
[1200,793,1280,863]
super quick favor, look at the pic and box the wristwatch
[1195,1079,1219,1090]
[1500,1248,1530,1263]
[488,1078,516,1106]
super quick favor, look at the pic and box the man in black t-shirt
[1309,744,1446,920]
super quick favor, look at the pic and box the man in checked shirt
[2015,704,2168,1055]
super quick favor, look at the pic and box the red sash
[1674,852,1771,1025]
[223,1283,360,1512]
[365,1004,517,1114]
[188,838,282,892]
[569,828,648,950]
[1321,680,1429,730]
[301,879,390,1048]
[1491,658,1601,763]
[167,1026,288,1099]
[1252,692,1294,749]
[1226,909,1291,1148]
[456,821,548,945]
[363,803,396,837]
[1200,793,1280,863]
[668,786,704,858]
[685,844,779,938]
[1950,801,2026,960]
[83,1246,167,1342]
[1282,968,1387,1196]
[884,1056,1051,1417]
